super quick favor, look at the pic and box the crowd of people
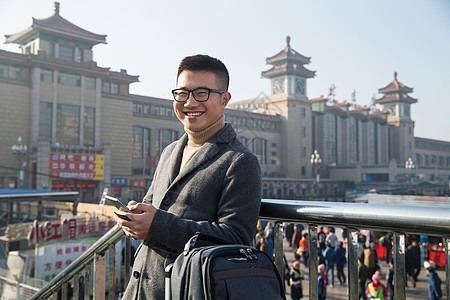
[254,222,443,300]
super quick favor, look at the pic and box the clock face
[272,78,285,94]
[295,78,305,94]
[386,104,396,115]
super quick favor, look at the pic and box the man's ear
[222,92,231,107]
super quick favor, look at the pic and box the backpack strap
[184,232,232,254]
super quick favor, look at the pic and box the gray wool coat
[122,123,262,299]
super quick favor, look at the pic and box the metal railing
[30,199,450,300]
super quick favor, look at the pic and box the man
[114,54,262,299]
[424,261,442,300]
[405,239,421,287]
[323,243,337,287]
[326,227,338,249]
[358,256,369,300]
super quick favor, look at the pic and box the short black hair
[177,54,229,91]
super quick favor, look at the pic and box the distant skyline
[1,0,449,141]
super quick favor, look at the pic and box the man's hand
[114,202,157,240]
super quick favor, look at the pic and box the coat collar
[168,123,236,187]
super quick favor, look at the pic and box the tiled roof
[262,36,315,79]
[5,3,106,45]
[375,72,417,104]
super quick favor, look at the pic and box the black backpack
[166,233,286,300]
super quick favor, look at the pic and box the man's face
[174,70,231,132]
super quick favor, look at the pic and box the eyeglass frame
[171,87,226,102]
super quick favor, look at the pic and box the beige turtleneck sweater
[180,115,225,171]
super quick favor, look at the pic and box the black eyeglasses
[171,87,225,102]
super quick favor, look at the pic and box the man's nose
[185,92,198,105]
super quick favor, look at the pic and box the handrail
[30,199,450,300]
[259,199,450,236]
[30,225,125,300]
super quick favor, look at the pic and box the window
[301,127,306,137]
[58,72,80,86]
[39,102,52,138]
[103,82,110,93]
[301,107,306,118]
[158,129,178,155]
[41,69,53,82]
[56,104,80,145]
[111,83,119,94]
[368,121,378,164]
[301,147,306,157]
[49,42,55,57]
[348,117,358,164]
[85,77,96,89]
[0,64,8,78]
[301,166,306,176]
[103,81,120,94]
[416,154,421,166]
[424,155,429,166]
[252,138,267,164]
[132,127,152,175]
[83,107,95,146]
[325,113,337,164]
[59,45,74,61]
[439,156,444,167]
[11,67,21,80]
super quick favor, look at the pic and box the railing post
[108,244,116,300]
[274,221,284,285]
[73,273,79,300]
[347,230,358,300]
[94,252,106,300]
[124,236,131,289]
[445,237,449,300]
[309,225,318,300]
[393,233,406,300]
[84,263,91,300]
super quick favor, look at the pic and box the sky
[1,0,449,141]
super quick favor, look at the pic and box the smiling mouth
[185,112,203,117]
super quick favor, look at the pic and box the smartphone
[105,195,132,213]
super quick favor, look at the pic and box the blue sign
[111,178,128,187]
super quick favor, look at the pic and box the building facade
[1,4,448,202]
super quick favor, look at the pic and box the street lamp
[311,150,322,199]
[405,157,415,195]
[11,136,28,189]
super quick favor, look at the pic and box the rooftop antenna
[328,84,336,102]
[351,89,357,108]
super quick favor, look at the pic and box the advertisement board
[49,152,105,180]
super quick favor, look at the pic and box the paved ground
[282,232,447,299]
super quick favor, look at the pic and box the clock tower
[374,72,417,164]
[262,36,316,178]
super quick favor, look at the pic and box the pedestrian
[358,256,369,300]
[324,243,337,287]
[364,242,378,280]
[424,261,442,300]
[318,264,327,300]
[366,271,388,300]
[405,239,421,287]
[285,223,295,247]
[326,227,338,249]
[290,261,304,300]
[318,227,326,252]
[292,225,302,253]
[114,54,262,299]
[299,232,309,267]
[386,258,394,300]
[335,241,347,285]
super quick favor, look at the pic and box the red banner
[49,152,104,180]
